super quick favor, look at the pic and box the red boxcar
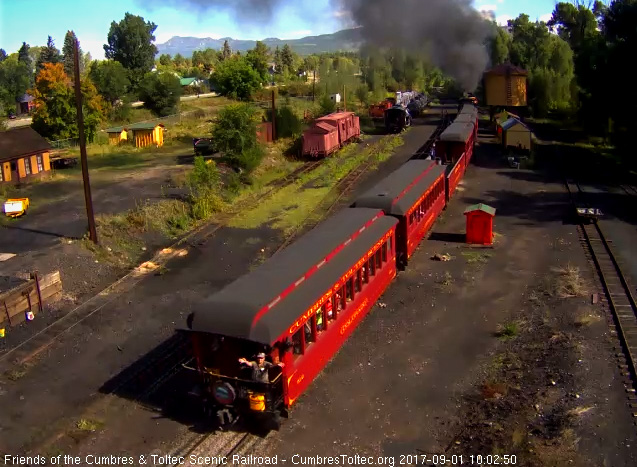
[353,160,446,268]
[316,111,360,147]
[182,208,398,428]
[302,112,361,158]
[445,152,466,203]
[302,122,340,157]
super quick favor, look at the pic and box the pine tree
[18,42,30,67]
[36,36,61,73]
[222,40,232,60]
[274,46,282,73]
[62,31,80,77]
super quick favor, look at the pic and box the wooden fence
[0,271,62,327]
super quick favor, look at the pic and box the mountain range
[155,28,363,58]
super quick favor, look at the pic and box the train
[384,105,412,134]
[180,102,478,430]
[302,111,361,158]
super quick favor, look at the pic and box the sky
[0,0,558,60]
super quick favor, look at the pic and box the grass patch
[228,134,404,234]
[4,365,28,381]
[436,271,453,288]
[574,309,602,328]
[461,250,492,264]
[552,264,586,298]
[495,322,519,340]
[75,418,103,432]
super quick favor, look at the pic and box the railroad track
[565,179,637,411]
[169,430,263,467]
[620,184,637,198]
[412,118,449,160]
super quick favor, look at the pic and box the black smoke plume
[332,0,493,91]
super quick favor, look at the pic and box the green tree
[246,41,270,82]
[62,31,80,77]
[173,53,186,68]
[0,57,31,115]
[273,46,282,73]
[138,71,182,116]
[212,103,263,172]
[36,36,62,74]
[104,13,158,90]
[18,42,30,68]
[489,26,511,66]
[89,60,131,105]
[159,54,172,66]
[281,44,295,74]
[211,56,262,100]
[30,62,105,141]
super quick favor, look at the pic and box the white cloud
[496,14,511,26]
[539,13,552,23]
[478,4,498,10]
[78,37,106,61]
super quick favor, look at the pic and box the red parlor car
[352,160,446,268]
[181,208,398,428]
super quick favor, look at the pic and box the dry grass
[461,251,492,264]
[75,419,103,432]
[4,366,28,381]
[437,271,453,288]
[552,264,587,298]
[574,308,602,328]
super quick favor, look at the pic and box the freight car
[302,111,361,158]
[181,102,478,430]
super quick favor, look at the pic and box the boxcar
[445,153,466,203]
[315,112,360,147]
[436,122,475,165]
[454,113,478,144]
[352,160,446,268]
[181,208,398,428]
[302,122,340,157]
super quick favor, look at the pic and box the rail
[565,180,637,393]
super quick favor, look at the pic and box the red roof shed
[464,203,496,245]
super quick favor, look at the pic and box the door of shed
[464,203,496,245]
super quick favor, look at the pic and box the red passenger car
[181,208,398,428]
[352,160,446,268]
[436,122,475,166]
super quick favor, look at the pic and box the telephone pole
[73,38,98,244]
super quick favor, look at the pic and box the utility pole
[73,38,98,244]
[312,68,316,102]
[271,89,277,141]
[343,85,346,112]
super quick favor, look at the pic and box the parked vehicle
[193,137,215,156]
[4,198,29,218]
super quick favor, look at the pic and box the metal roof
[310,122,336,133]
[485,64,528,76]
[353,161,446,215]
[454,114,477,125]
[501,118,529,131]
[187,208,398,344]
[464,203,496,216]
[439,122,474,142]
[0,127,51,163]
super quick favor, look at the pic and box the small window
[36,154,44,172]
[382,242,388,262]
[0,168,3,182]
[363,263,369,284]
[388,236,392,254]
[305,316,317,345]
[24,159,31,175]
[292,329,305,357]
[346,278,354,302]
[368,258,375,277]
[375,250,382,269]
[336,287,345,313]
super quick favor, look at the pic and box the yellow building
[501,118,533,151]
[105,126,129,145]
[484,64,528,107]
[104,123,165,148]
[0,127,52,184]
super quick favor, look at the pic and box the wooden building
[500,118,533,151]
[105,126,129,145]
[0,127,52,184]
[105,123,165,148]
[483,64,528,107]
